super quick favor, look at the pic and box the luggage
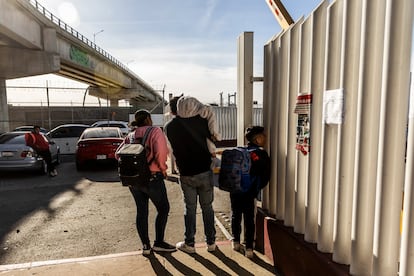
[116,127,153,188]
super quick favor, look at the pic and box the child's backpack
[116,127,153,188]
[218,147,253,193]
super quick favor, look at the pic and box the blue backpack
[218,147,253,193]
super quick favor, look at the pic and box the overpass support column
[0,79,10,133]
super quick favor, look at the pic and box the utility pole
[228,92,237,106]
[46,81,51,130]
[93,29,104,44]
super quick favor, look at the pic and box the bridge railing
[27,0,130,74]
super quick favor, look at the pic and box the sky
[6,0,323,106]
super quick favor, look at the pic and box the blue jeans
[129,173,170,246]
[180,170,216,246]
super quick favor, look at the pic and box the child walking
[230,126,270,258]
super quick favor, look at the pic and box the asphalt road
[0,157,232,265]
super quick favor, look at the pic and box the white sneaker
[207,243,216,252]
[142,244,151,256]
[49,169,57,177]
[245,248,254,259]
[232,241,241,251]
[176,241,195,254]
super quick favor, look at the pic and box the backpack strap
[140,126,155,166]
[141,126,154,146]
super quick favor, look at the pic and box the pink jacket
[121,126,169,174]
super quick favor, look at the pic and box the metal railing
[26,0,131,75]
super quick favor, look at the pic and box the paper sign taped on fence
[323,88,344,124]
[294,94,312,114]
[294,94,312,155]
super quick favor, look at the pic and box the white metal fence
[212,106,262,140]
[261,0,413,275]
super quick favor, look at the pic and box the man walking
[165,96,216,253]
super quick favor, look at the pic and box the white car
[91,121,129,136]
[47,124,90,154]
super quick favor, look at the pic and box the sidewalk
[0,173,276,275]
[0,240,275,275]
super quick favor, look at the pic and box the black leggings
[37,150,55,172]
[230,192,255,249]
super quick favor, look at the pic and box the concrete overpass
[0,0,163,132]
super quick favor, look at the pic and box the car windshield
[82,129,120,139]
[92,123,126,128]
[0,133,25,144]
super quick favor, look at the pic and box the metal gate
[260,0,414,275]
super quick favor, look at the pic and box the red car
[75,127,124,170]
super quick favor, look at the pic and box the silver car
[0,131,60,174]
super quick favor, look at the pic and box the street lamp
[93,29,104,44]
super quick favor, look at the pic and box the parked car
[0,131,60,174]
[75,127,124,170]
[91,121,129,136]
[47,124,89,154]
[13,126,48,134]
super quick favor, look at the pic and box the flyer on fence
[294,94,311,155]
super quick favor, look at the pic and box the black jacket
[165,115,212,176]
[247,143,271,196]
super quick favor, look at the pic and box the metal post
[319,0,340,253]
[333,0,363,265]
[93,29,104,45]
[262,43,272,211]
[373,0,413,274]
[306,1,328,244]
[285,18,303,227]
[295,15,311,235]
[269,37,280,216]
[401,73,414,276]
[276,27,290,220]
[351,0,386,274]
[46,81,51,130]
[237,32,254,146]
[0,78,10,132]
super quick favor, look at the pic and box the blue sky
[9,0,323,104]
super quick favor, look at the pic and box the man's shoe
[153,241,177,252]
[142,244,151,256]
[245,248,254,259]
[52,169,58,176]
[232,241,241,251]
[176,241,195,254]
[207,243,216,252]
